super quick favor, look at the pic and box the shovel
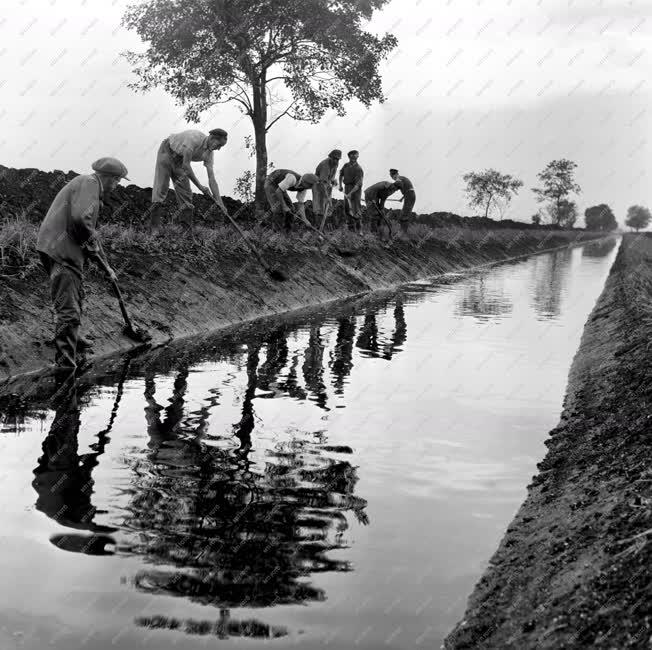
[212,197,288,282]
[110,279,152,343]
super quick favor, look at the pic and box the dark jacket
[36,173,106,276]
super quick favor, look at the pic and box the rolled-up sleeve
[278,173,297,192]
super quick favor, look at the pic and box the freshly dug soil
[445,233,652,649]
[0,229,600,379]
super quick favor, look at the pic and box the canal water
[0,237,619,649]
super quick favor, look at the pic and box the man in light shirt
[150,128,228,233]
[264,169,319,232]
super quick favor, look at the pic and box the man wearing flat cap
[36,157,128,369]
[389,168,416,233]
[264,169,319,232]
[313,149,342,230]
[150,128,228,233]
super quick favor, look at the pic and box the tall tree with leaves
[462,169,524,219]
[584,204,617,231]
[123,0,397,214]
[532,159,581,225]
[625,205,651,232]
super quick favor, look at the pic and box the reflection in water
[0,241,620,646]
[136,611,288,640]
[330,315,356,394]
[383,294,408,360]
[356,309,380,356]
[582,237,618,258]
[456,276,513,321]
[530,248,573,319]
[303,325,329,409]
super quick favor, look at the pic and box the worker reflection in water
[32,377,117,555]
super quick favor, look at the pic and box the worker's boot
[179,207,194,231]
[149,203,164,236]
[400,220,409,234]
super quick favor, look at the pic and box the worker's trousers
[400,189,416,232]
[151,139,194,228]
[47,261,84,368]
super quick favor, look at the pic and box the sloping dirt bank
[0,229,603,380]
[445,233,652,649]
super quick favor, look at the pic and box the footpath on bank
[445,233,652,649]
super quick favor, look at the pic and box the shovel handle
[110,279,133,330]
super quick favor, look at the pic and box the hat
[329,149,342,159]
[209,128,228,138]
[389,168,399,175]
[299,173,319,186]
[92,157,130,180]
[347,150,359,157]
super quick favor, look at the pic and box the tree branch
[266,101,297,132]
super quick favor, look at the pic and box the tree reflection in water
[12,289,415,638]
[530,248,573,320]
[456,275,513,321]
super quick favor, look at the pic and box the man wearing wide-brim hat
[36,157,128,370]
[150,128,229,234]
[313,149,342,231]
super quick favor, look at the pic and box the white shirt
[168,129,214,168]
[278,173,307,202]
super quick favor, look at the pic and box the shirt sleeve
[70,177,101,246]
[278,173,297,192]
[316,161,330,182]
[352,167,364,191]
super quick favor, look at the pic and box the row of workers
[150,128,417,234]
[35,126,416,369]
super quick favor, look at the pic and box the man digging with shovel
[364,180,399,241]
[150,128,229,234]
[37,157,130,370]
[263,169,319,232]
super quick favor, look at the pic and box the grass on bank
[0,213,603,279]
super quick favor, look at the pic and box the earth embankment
[445,232,652,649]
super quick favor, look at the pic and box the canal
[0,237,619,649]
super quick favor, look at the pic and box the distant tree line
[463,159,650,231]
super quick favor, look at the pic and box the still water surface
[0,238,619,649]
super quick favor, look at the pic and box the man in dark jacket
[36,157,128,369]
[339,150,364,232]
[389,169,416,233]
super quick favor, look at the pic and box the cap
[92,157,130,180]
[209,128,228,138]
[299,173,319,186]
[329,149,342,159]
[389,168,399,175]
[347,150,359,156]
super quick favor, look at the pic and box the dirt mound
[2,164,566,230]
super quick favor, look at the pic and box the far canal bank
[445,232,652,649]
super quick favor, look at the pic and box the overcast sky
[1,0,650,226]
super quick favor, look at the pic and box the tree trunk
[251,74,268,217]
[253,119,268,216]
[484,194,492,219]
